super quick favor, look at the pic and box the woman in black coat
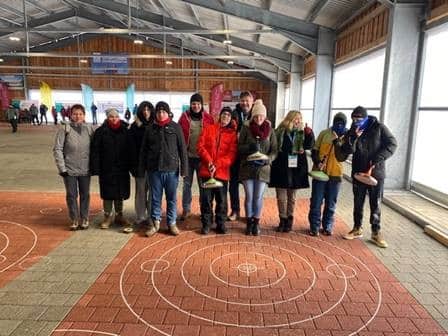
[269,110,314,232]
[90,108,132,233]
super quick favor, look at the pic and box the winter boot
[115,212,133,233]
[245,217,253,235]
[284,216,294,233]
[216,222,227,234]
[252,217,261,236]
[276,217,287,232]
[100,213,113,229]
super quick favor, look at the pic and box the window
[300,77,315,127]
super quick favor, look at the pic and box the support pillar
[289,54,303,110]
[380,2,426,189]
[313,27,335,132]
[274,69,286,126]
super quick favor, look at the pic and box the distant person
[90,108,133,233]
[124,108,131,123]
[39,103,48,125]
[53,104,94,230]
[228,91,254,221]
[133,103,138,116]
[178,93,214,221]
[51,106,58,125]
[91,103,98,125]
[129,101,155,228]
[6,104,18,133]
[30,103,39,125]
[308,112,348,236]
[341,106,397,248]
[197,107,238,234]
[139,101,188,237]
[60,107,67,122]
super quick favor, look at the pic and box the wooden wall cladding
[1,36,271,105]
[335,3,389,64]
[429,0,448,24]
[303,56,316,79]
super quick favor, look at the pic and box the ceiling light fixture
[9,36,20,41]
[79,59,88,63]
[165,60,173,65]
[134,39,143,45]
[227,60,234,65]
[223,39,232,45]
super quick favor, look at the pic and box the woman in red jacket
[197,107,238,234]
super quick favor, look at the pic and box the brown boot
[115,212,133,233]
[100,213,113,229]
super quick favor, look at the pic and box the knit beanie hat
[333,112,347,125]
[220,106,232,116]
[105,108,120,117]
[155,101,171,115]
[190,93,203,105]
[351,106,367,119]
[250,99,267,120]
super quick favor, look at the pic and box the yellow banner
[39,81,52,108]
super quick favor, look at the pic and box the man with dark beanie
[178,93,214,220]
[308,112,349,236]
[341,106,397,248]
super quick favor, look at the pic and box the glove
[248,142,259,153]
[59,171,69,177]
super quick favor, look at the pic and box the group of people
[53,91,397,248]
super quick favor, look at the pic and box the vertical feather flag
[81,84,94,112]
[39,81,52,108]
[126,83,135,111]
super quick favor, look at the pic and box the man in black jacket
[139,101,188,237]
[341,106,397,248]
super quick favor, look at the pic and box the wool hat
[351,106,368,119]
[250,99,267,120]
[190,93,203,105]
[333,112,347,125]
[220,106,232,116]
[105,108,119,117]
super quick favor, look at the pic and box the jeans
[353,178,384,233]
[135,175,151,223]
[182,157,201,213]
[276,188,298,218]
[200,179,228,228]
[63,175,91,220]
[150,171,179,226]
[242,179,267,219]
[308,179,341,232]
[229,159,241,213]
[103,199,123,214]
[40,113,47,125]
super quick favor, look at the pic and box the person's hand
[304,123,312,136]
[59,171,69,177]
[208,163,216,175]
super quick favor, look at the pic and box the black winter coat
[138,120,188,177]
[269,128,315,189]
[341,116,397,180]
[231,104,251,133]
[128,117,148,177]
[90,121,131,200]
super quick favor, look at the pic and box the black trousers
[200,179,228,228]
[10,119,18,132]
[353,178,384,233]
[228,159,240,213]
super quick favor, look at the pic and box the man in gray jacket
[53,104,94,230]
[5,104,18,133]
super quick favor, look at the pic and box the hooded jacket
[197,120,238,181]
[178,109,214,147]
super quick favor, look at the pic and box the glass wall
[300,77,315,127]
[331,48,385,125]
[29,89,193,123]
[412,23,448,196]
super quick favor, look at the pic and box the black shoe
[245,217,253,235]
[252,218,260,236]
[283,216,293,233]
[201,226,210,235]
[309,230,319,237]
[216,224,227,234]
[276,218,287,232]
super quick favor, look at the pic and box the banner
[39,81,52,109]
[126,83,135,110]
[0,82,10,109]
[209,83,224,120]
[81,84,94,112]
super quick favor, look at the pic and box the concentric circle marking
[326,263,357,279]
[140,259,170,273]
[39,207,62,215]
[53,329,119,336]
[119,231,382,335]
[0,255,6,264]
[209,251,286,288]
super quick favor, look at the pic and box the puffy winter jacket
[197,121,238,181]
[178,110,214,147]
